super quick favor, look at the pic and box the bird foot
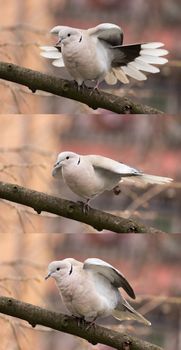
[85,319,96,331]
[77,201,90,214]
[73,316,86,327]
[74,316,95,330]
[74,81,87,92]
[89,85,100,96]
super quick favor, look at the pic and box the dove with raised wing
[52,151,173,204]
[40,23,168,87]
[45,258,151,326]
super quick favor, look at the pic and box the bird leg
[73,316,86,327]
[89,80,101,96]
[73,315,96,330]
[74,81,87,92]
[85,317,97,331]
[77,199,90,214]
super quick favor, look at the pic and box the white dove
[52,151,173,205]
[45,258,151,326]
[40,23,168,88]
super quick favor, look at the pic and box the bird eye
[67,33,71,37]
[56,267,60,271]
[66,156,69,160]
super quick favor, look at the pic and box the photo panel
[0,0,180,114]
[0,234,180,350]
[0,114,180,233]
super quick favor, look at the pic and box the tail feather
[111,42,168,84]
[122,65,147,81]
[130,60,160,73]
[52,58,64,67]
[112,307,151,326]
[139,55,168,65]
[113,299,151,326]
[40,46,65,67]
[141,42,164,49]
[122,174,173,187]
[112,68,129,84]
[140,48,168,57]
[105,71,118,85]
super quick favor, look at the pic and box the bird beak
[50,26,62,47]
[55,38,62,47]
[45,272,51,280]
[52,161,62,177]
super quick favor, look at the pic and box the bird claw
[85,320,96,331]
[77,201,90,214]
[75,316,86,327]
[74,81,87,92]
[89,85,100,96]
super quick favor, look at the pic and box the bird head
[50,26,82,46]
[45,259,77,282]
[52,151,80,177]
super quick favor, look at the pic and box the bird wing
[87,155,141,177]
[87,23,123,46]
[83,258,135,299]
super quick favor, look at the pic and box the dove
[45,258,151,326]
[52,151,173,204]
[40,23,168,87]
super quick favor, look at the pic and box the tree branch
[0,181,165,233]
[0,61,163,114]
[0,296,163,350]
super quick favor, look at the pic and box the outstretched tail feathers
[40,46,64,67]
[112,300,151,326]
[109,42,168,84]
[105,68,129,85]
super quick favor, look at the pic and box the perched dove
[40,23,168,87]
[52,151,173,204]
[45,258,151,326]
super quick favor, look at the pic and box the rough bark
[0,296,163,350]
[0,61,163,114]
[0,181,165,233]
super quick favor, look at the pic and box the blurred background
[0,0,180,113]
[0,234,180,350]
[0,114,180,233]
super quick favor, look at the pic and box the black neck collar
[69,264,73,275]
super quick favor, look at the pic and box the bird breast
[57,269,118,320]
[62,36,110,82]
[62,161,105,199]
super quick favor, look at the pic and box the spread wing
[88,23,123,46]
[83,258,135,299]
